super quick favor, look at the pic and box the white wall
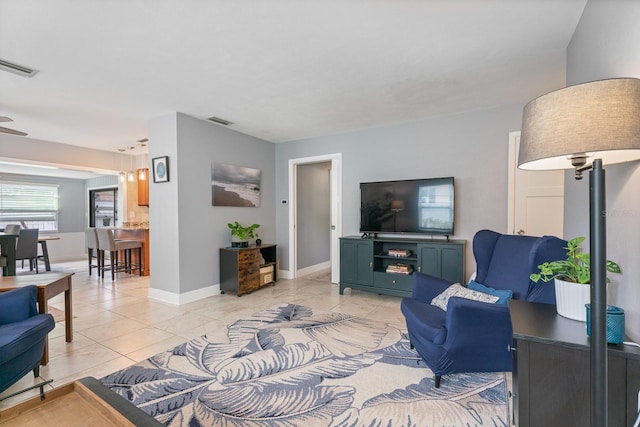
[148,113,181,297]
[565,0,640,341]
[0,133,128,173]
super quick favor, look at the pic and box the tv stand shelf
[339,236,465,297]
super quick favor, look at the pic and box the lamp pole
[590,158,607,427]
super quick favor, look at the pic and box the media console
[339,236,465,298]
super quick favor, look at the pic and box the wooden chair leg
[88,248,93,275]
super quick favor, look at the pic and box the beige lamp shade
[391,200,405,211]
[519,78,640,170]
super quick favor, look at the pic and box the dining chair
[3,224,21,236]
[1,226,19,276]
[0,255,6,276]
[95,228,142,280]
[15,228,40,273]
[85,227,100,275]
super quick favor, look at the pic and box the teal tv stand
[339,235,465,298]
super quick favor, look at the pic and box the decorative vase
[554,278,591,322]
[255,238,262,246]
[585,304,625,344]
[554,279,612,322]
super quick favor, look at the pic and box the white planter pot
[554,279,611,322]
[554,278,591,322]
[231,235,248,248]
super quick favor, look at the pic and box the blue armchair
[400,229,566,387]
[0,285,55,396]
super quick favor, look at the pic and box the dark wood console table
[509,299,640,426]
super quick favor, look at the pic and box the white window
[0,182,59,231]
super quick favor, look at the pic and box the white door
[507,132,564,237]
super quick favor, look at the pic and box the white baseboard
[296,261,331,278]
[148,284,220,305]
[279,269,293,280]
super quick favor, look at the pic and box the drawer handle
[392,280,396,284]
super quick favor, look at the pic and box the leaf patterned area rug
[101,303,509,426]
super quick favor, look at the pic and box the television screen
[360,177,454,235]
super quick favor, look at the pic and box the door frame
[507,131,520,234]
[288,153,342,283]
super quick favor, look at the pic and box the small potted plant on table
[530,236,621,321]
[228,221,260,248]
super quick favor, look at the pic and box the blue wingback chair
[400,229,566,387]
[0,285,55,395]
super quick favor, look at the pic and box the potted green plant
[530,236,621,321]
[227,221,260,248]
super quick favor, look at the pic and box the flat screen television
[360,177,454,236]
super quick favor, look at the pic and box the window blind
[0,182,59,229]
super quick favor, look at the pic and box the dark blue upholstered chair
[400,229,566,387]
[0,285,55,395]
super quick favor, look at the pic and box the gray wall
[276,104,527,277]
[565,0,640,341]
[296,161,331,270]
[0,173,85,232]
[149,112,276,296]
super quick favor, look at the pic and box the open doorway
[288,153,342,283]
[296,161,331,279]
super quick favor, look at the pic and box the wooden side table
[220,244,277,296]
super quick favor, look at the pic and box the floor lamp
[518,78,640,427]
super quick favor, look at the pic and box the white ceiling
[0,0,587,155]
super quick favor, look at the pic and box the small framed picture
[152,156,170,183]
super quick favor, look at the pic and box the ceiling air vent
[207,116,234,126]
[0,58,39,78]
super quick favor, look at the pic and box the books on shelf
[387,249,412,257]
[386,263,413,275]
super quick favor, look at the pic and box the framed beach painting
[212,163,261,207]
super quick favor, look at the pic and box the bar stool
[85,228,100,275]
[95,228,143,280]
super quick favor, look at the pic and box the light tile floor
[0,262,406,409]
[0,261,514,422]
